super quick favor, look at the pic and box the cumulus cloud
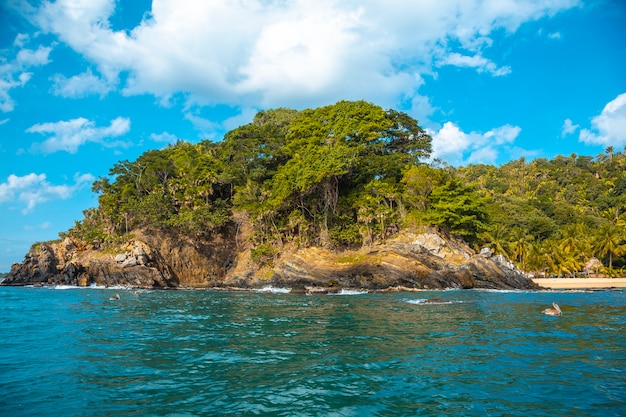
[0,172,94,214]
[21,0,579,110]
[27,116,131,154]
[561,118,579,136]
[485,124,522,144]
[579,93,626,147]
[430,122,522,165]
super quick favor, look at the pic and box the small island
[3,101,625,290]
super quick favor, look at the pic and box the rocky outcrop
[2,226,539,291]
[3,236,176,288]
[265,230,536,291]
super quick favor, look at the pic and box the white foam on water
[255,285,292,294]
[52,285,80,290]
[44,285,93,290]
[333,289,369,295]
[404,298,460,305]
[46,283,132,290]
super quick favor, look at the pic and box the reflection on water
[0,287,624,416]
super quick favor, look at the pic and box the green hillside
[63,101,626,276]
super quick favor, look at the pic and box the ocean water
[0,286,624,417]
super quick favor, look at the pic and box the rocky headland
[2,224,538,291]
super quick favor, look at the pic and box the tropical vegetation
[63,101,626,277]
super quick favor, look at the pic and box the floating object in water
[542,302,561,316]
[109,293,120,301]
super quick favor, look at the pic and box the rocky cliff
[2,223,538,291]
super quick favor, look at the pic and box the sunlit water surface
[1,286,624,416]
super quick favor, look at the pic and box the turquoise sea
[0,286,624,416]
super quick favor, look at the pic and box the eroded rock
[2,226,538,290]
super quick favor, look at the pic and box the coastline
[532,278,626,289]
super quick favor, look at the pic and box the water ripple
[0,287,624,416]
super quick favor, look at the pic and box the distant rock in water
[2,227,538,291]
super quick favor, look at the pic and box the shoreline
[532,278,626,289]
[3,281,623,293]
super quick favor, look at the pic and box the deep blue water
[0,286,624,417]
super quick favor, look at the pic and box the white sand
[532,278,626,289]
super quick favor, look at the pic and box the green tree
[479,224,511,258]
[265,100,431,245]
[423,176,488,242]
[594,222,625,268]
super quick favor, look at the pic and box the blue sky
[0,0,625,272]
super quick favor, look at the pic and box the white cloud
[430,121,522,165]
[484,124,521,144]
[16,45,52,67]
[22,0,580,111]
[150,132,178,143]
[27,116,131,154]
[430,122,472,161]
[222,107,260,131]
[183,112,221,139]
[0,34,52,112]
[579,93,626,147]
[438,52,511,76]
[182,106,260,140]
[52,69,113,98]
[561,118,579,136]
[0,172,94,214]
[407,93,438,128]
[467,146,499,165]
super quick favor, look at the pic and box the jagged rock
[132,245,147,257]
[2,225,539,290]
[414,232,448,255]
[137,254,148,266]
[122,257,138,268]
[266,231,533,291]
[492,254,515,270]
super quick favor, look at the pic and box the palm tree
[554,245,584,277]
[479,224,510,258]
[511,227,530,270]
[593,222,625,269]
[558,223,591,275]
[526,240,549,277]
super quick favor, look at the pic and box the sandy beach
[532,278,626,289]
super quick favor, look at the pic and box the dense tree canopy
[457,151,626,276]
[64,100,626,276]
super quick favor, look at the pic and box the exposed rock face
[2,225,539,291]
[267,230,536,291]
[3,236,176,288]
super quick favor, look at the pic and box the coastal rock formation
[265,230,535,291]
[3,236,176,288]
[2,225,538,291]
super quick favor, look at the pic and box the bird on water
[542,302,561,316]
